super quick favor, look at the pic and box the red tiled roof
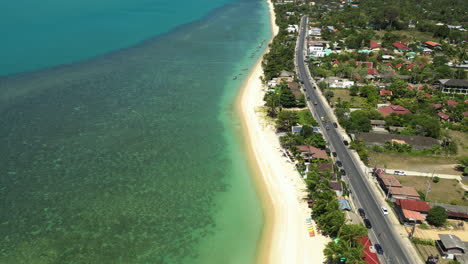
[424,93,432,98]
[317,163,333,171]
[385,62,393,67]
[438,112,450,120]
[464,112,468,117]
[380,89,393,96]
[447,100,459,107]
[402,209,425,221]
[396,63,403,68]
[370,40,381,49]
[406,64,415,69]
[378,105,411,117]
[356,61,374,68]
[417,86,424,91]
[393,42,410,51]
[407,84,414,90]
[425,41,438,47]
[430,103,442,109]
[331,60,340,65]
[395,199,431,212]
[368,68,378,75]
[298,145,328,159]
[330,181,343,191]
[357,236,381,264]
[447,211,468,219]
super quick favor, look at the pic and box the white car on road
[393,170,406,176]
[381,206,389,215]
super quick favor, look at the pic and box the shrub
[411,237,435,246]
[432,176,440,183]
[427,206,448,226]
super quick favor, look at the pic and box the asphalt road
[296,15,417,264]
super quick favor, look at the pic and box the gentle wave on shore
[0,0,271,263]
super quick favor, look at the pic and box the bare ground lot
[369,151,461,175]
[396,176,468,206]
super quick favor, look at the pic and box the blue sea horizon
[0,0,271,263]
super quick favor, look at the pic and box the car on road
[332,152,337,157]
[364,218,372,229]
[343,140,349,146]
[394,170,406,176]
[326,126,330,130]
[332,122,338,128]
[336,161,342,167]
[381,206,389,215]
[340,169,346,175]
[314,101,318,105]
[374,244,384,254]
[358,208,366,218]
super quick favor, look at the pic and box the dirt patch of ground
[396,176,468,206]
[413,244,451,264]
[408,221,468,241]
[369,151,461,175]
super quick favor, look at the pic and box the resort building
[438,79,468,94]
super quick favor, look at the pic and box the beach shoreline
[236,0,329,263]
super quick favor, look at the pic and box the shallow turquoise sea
[0,0,271,263]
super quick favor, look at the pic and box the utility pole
[425,169,436,200]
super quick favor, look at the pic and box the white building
[309,27,321,36]
[287,24,299,33]
[308,45,325,58]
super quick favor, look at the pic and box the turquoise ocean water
[0,0,272,263]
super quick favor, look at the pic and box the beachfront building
[287,24,299,33]
[308,44,325,58]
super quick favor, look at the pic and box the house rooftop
[439,234,466,252]
[377,173,403,188]
[378,105,411,117]
[356,236,381,264]
[389,186,420,199]
[439,79,468,88]
[395,199,431,212]
[393,42,410,51]
[402,209,425,221]
[438,112,450,120]
[447,100,459,107]
[330,181,343,191]
[297,145,328,159]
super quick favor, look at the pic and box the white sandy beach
[237,0,329,263]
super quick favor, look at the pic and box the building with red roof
[367,68,379,75]
[447,100,459,107]
[369,40,381,49]
[393,42,410,51]
[395,63,403,68]
[430,103,442,110]
[379,89,393,96]
[378,105,411,117]
[356,61,374,68]
[395,199,431,213]
[464,112,468,117]
[406,64,415,69]
[438,112,450,121]
[424,41,439,49]
[424,93,432,98]
[357,236,381,264]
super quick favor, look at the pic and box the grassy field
[374,30,435,42]
[448,130,468,157]
[328,88,364,108]
[396,176,468,206]
[369,151,460,175]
